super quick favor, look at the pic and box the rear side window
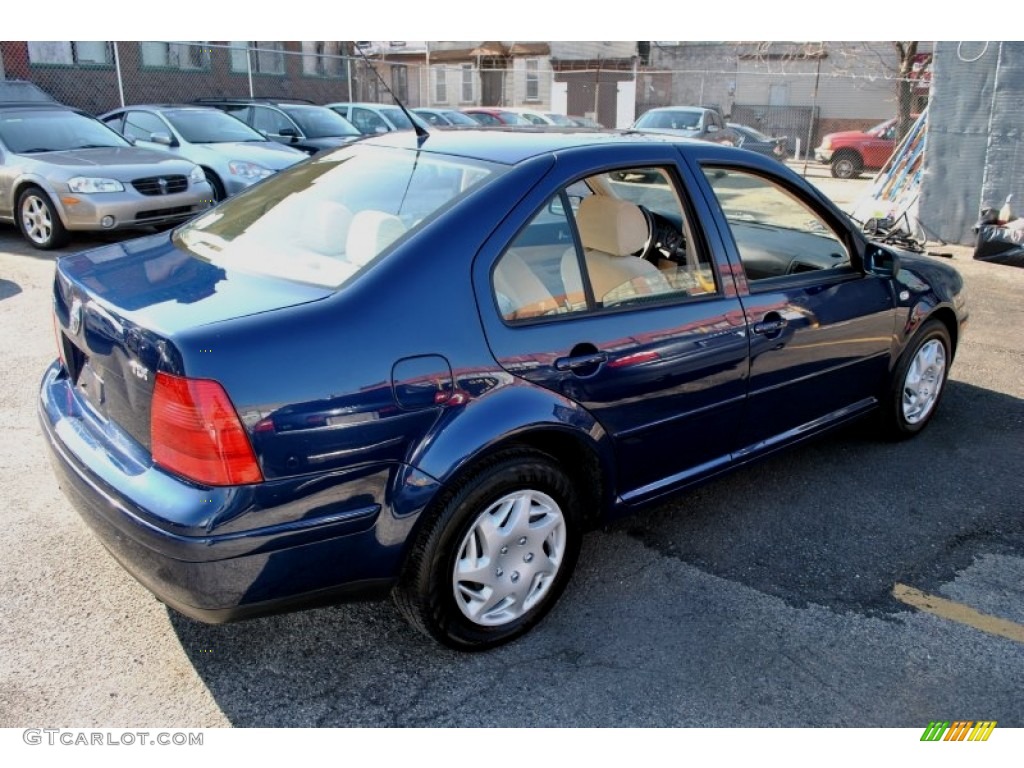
[175,145,504,289]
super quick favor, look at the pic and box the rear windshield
[174,144,504,288]
[635,109,702,131]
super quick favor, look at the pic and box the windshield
[545,113,575,126]
[164,108,265,144]
[378,108,414,130]
[440,110,478,126]
[868,119,894,136]
[635,109,702,131]
[281,105,360,138]
[496,112,531,125]
[0,109,130,153]
[174,145,505,289]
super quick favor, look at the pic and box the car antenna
[352,43,430,143]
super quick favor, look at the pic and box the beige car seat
[561,195,670,304]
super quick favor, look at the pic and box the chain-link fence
[6,41,922,173]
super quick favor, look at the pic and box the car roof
[329,102,401,110]
[359,126,742,165]
[0,102,81,114]
[104,104,225,113]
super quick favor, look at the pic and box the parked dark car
[194,97,361,155]
[631,106,743,146]
[728,122,788,161]
[413,108,482,128]
[41,129,967,650]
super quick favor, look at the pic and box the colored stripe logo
[921,721,997,741]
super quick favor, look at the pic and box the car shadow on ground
[167,380,1023,727]
[0,278,22,301]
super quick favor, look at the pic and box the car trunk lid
[53,231,332,452]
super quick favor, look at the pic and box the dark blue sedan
[40,129,968,650]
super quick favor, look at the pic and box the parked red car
[815,118,900,179]
[461,108,531,126]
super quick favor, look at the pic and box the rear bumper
[38,362,435,622]
[814,148,833,163]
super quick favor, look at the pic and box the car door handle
[554,351,608,372]
[752,316,787,336]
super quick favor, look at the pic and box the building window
[28,41,112,67]
[302,41,342,78]
[433,66,447,103]
[140,42,209,70]
[461,64,474,103]
[391,65,408,102]
[230,42,285,75]
[525,59,540,101]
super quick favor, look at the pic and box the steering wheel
[636,206,686,265]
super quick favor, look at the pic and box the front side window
[351,108,389,134]
[702,167,851,284]
[122,111,169,142]
[251,106,295,136]
[175,146,504,289]
[493,167,716,322]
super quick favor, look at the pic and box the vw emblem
[158,177,169,194]
[68,298,83,335]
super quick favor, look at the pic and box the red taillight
[151,372,263,486]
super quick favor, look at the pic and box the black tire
[202,169,226,203]
[393,448,582,650]
[881,319,952,439]
[17,186,70,250]
[830,151,863,179]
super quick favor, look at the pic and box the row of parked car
[1,78,881,251]
[0,83,614,250]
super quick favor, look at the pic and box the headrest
[298,201,353,257]
[576,196,648,257]
[345,210,406,267]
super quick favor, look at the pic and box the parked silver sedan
[100,105,307,201]
[0,103,212,249]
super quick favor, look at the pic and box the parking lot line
[893,583,1024,644]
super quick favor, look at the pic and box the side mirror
[278,126,299,139]
[705,124,720,134]
[374,126,389,134]
[150,132,176,147]
[864,244,900,278]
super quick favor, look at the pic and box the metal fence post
[246,46,254,98]
[113,42,125,107]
